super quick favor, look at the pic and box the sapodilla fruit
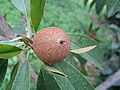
[32,27,71,64]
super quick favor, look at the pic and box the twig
[22,15,38,83]
[22,15,32,38]
[96,70,120,90]
[0,14,38,84]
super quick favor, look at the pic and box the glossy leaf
[12,60,30,90]
[106,0,120,17]
[0,59,8,87]
[68,34,103,69]
[37,54,94,90]
[95,0,106,14]
[30,0,45,31]
[6,62,19,90]
[0,42,23,59]
[11,0,30,15]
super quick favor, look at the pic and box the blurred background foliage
[0,0,120,90]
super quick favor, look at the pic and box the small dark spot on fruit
[60,40,66,44]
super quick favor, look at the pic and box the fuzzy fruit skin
[32,27,71,64]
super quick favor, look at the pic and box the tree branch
[22,15,32,38]
[22,15,38,84]
[96,70,120,90]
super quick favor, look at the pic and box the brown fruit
[32,27,71,64]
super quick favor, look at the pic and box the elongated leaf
[0,59,8,87]
[37,66,46,90]
[68,33,103,69]
[11,0,30,15]
[0,43,23,59]
[46,65,66,76]
[37,65,75,90]
[6,62,19,90]
[106,0,120,17]
[70,45,97,54]
[37,54,94,90]
[12,60,30,90]
[95,0,106,14]
[30,0,45,31]
[53,61,94,90]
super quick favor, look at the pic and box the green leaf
[37,65,75,90]
[0,42,23,59]
[64,53,76,67]
[73,53,87,76]
[84,0,88,7]
[12,60,30,90]
[61,53,87,76]
[80,66,87,76]
[106,0,120,17]
[37,54,94,90]
[89,0,95,10]
[95,0,106,14]
[0,59,8,87]
[11,0,30,15]
[66,52,87,76]
[53,60,94,90]
[30,0,45,31]
[68,33,103,69]
[6,62,19,90]
[46,65,66,77]
[37,66,46,90]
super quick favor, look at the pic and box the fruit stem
[23,46,32,50]
[9,37,23,42]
